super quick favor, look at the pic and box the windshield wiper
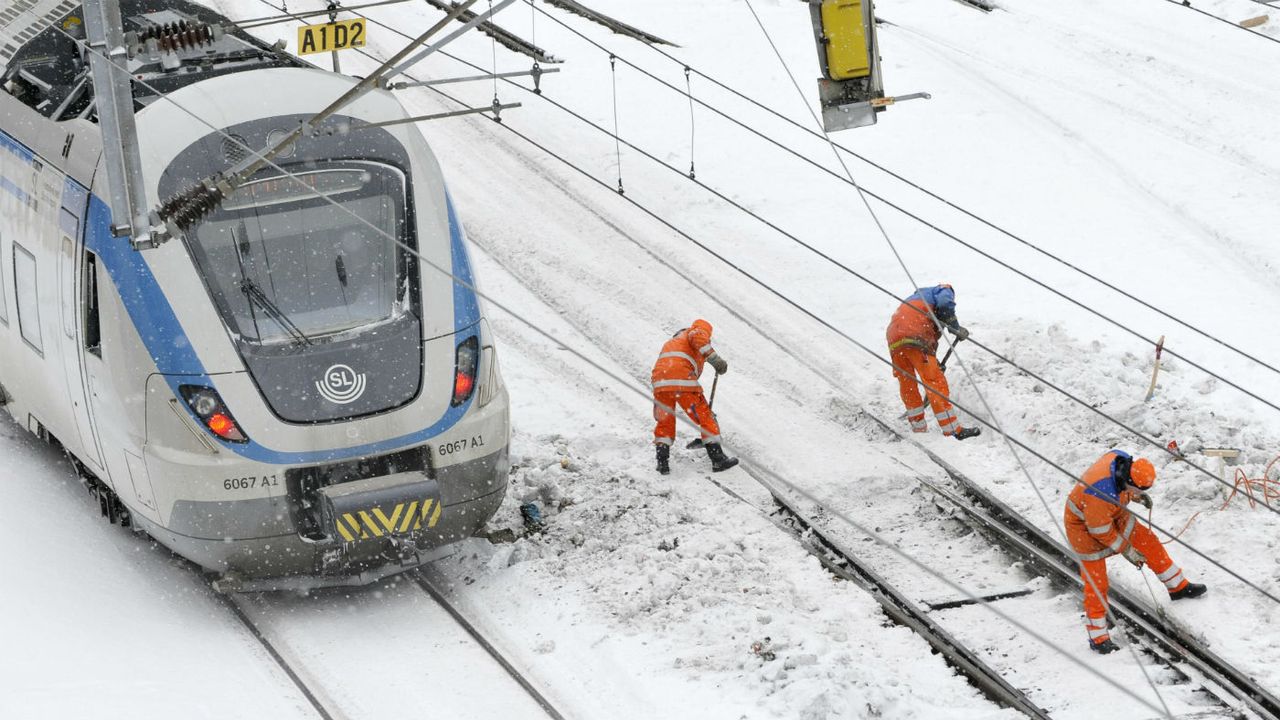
[240,278,313,347]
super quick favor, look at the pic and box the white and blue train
[0,0,510,590]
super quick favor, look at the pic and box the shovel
[685,374,719,449]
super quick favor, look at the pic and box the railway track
[213,573,567,720]
[910,443,1280,720]
[712,408,1280,720]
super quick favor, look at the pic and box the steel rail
[411,569,568,720]
[733,466,1052,718]
[883,425,1280,720]
[214,593,343,720]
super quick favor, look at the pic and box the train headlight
[451,336,479,407]
[180,385,249,443]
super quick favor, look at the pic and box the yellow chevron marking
[336,515,358,542]
[373,504,405,534]
[358,510,385,538]
[428,500,441,528]
[414,499,434,531]
[339,513,365,541]
[398,501,419,533]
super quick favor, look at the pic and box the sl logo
[316,363,366,404]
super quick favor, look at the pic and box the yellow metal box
[820,0,871,80]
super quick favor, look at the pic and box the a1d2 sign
[297,18,367,56]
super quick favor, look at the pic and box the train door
[57,178,104,473]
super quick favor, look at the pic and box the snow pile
[436,429,1017,719]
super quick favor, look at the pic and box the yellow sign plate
[297,18,367,56]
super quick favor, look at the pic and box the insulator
[158,179,226,231]
[137,20,218,54]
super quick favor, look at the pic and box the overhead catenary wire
[40,11,1169,711]
[608,54,623,194]
[524,0,1280,412]
[737,0,1171,710]
[233,0,416,28]
[358,12,1280,520]
[406,2,1280,518]
[683,65,695,179]
[342,0,1280,600]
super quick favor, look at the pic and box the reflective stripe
[1156,564,1182,582]
[936,408,956,421]
[1066,500,1086,520]
[890,338,925,350]
[909,418,927,431]
[658,351,699,367]
[1087,626,1110,640]
[905,404,926,416]
[1079,548,1114,561]
[655,437,673,446]
[1162,570,1186,590]
[1087,524,1112,535]
[698,344,713,355]
[652,379,703,390]
[1107,537,1126,554]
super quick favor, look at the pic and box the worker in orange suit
[651,319,738,474]
[1065,450,1207,654]
[886,284,979,440]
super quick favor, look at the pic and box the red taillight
[453,370,475,403]
[208,413,236,438]
[451,336,480,406]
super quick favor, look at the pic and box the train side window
[13,243,42,353]
[84,251,100,356]
[0,231,8,325]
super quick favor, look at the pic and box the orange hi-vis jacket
[886,285,958,356]
[1064,450,1140,560]
[651,319,717,392]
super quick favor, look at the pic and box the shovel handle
[686,373,720,449]
[939,346,955,372]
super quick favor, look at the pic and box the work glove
[1132,492,1153,510]
[952,326,970,341]
[1122,546,1146,570]
[708,353,728,375]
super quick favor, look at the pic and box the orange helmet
[1130,458,1156,489]
[691,318,713,336]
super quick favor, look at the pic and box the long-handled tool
[686,374,719,449]
[939,336,964,371]
[1144,335,1165,401]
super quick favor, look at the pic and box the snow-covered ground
[5,0,1280,717]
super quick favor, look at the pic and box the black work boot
[656,444,670,475]
[1169,582,1207,601]
[953,426,982,441]
[705,442,739,472]
[1090,638,1119,654]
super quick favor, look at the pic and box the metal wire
[344,0,1280,597]
[740,0,1170,712]
[21,9,1169,709]
[526,0,1280,414]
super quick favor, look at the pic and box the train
[0,0,511,591]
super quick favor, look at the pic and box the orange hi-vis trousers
[890,345,958,435]
[653,388,720,446]
[1076,517,1188,645]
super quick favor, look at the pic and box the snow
[5,0,1280,717]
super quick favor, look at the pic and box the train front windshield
[190,163,411,344]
